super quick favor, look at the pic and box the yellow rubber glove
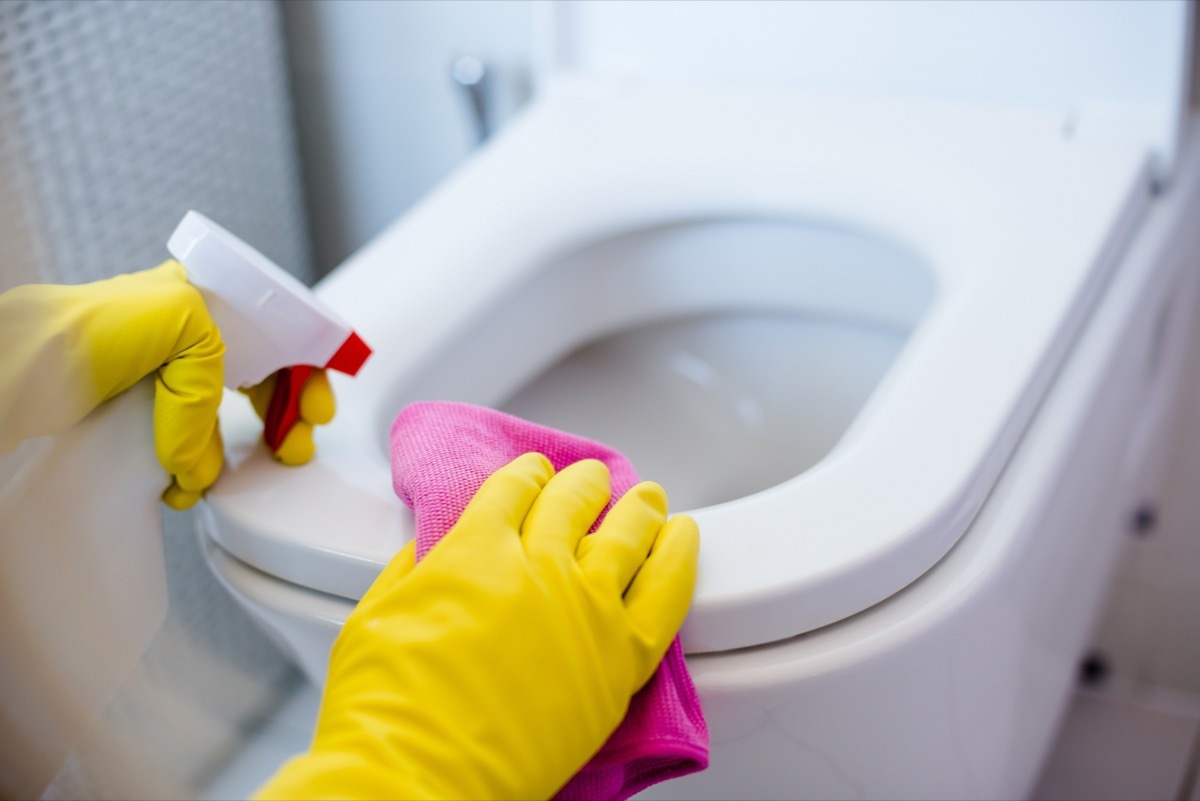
[241,368,336,465]
[0,261,224,509]
[254,453,700,801]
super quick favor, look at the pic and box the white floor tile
[1033,683,1200,801]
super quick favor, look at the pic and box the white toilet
[198,3,1200,798]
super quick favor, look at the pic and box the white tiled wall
[280,0,535,275]
[1091,254,1200,698]
[1036,215,1200,801]
[1034,681,1200,801]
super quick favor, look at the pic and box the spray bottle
[167,210,371,450]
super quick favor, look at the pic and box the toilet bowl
[199,3,1199,797]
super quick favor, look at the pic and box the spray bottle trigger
[263,365,314,452]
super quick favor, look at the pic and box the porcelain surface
[207,82,1151,651]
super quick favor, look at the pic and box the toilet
[198,2,1200,798]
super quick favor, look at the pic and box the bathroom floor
[1033,679,1200,801]
[199,676,1200,801]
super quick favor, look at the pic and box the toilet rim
[204,85,1155,653]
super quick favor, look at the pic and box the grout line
[1084,676,1200,719]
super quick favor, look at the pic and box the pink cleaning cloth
[390,400,709,801]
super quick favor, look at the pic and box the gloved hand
[242,368,336,465]
[254,452,700,801]
[0,260,336,508]
[0,261,225,509]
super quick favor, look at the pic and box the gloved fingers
[298,369,335,425]
[450,452,555,545]
[622,513,700,680]
[243,369,335,464]
[522,459,611,559]
[161,422,221,509]
[273,420,316,466]
[162,481,202,511]
[143,269,225,479]
[241,373,275,420]
[576,480,668,593]
[154,357,224,478]
[158,366,221,512]
[173,421,224,492]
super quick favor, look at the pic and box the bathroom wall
[280,0,536,276]
[1077,0,1200,683]
[1091,253,1200,696]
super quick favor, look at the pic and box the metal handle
[451,55,492,145]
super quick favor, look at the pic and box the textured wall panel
[0,0,312,289]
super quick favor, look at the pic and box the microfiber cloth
[390,400,709,801]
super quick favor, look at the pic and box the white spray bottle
[168,210,371,449]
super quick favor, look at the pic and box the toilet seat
[204,82,1153,653]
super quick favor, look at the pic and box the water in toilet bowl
[502,310,907,510]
